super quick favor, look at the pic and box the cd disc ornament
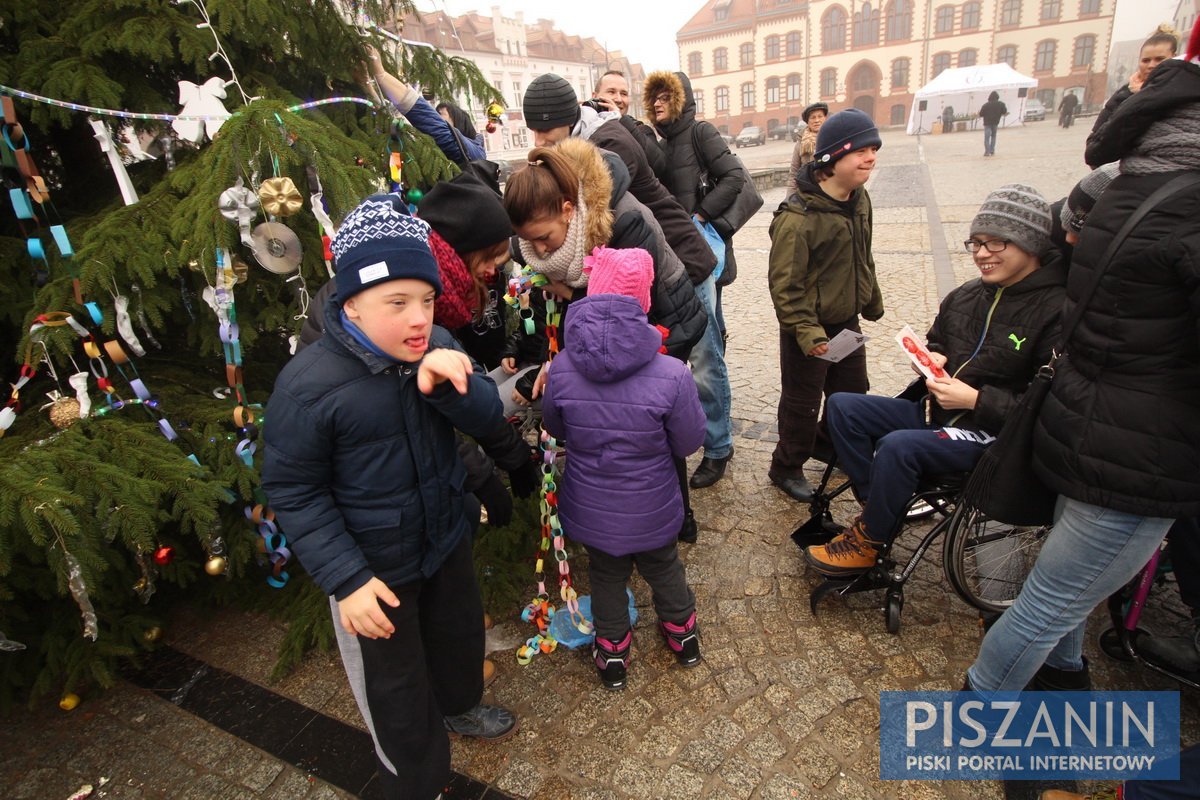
[250,222,303,274]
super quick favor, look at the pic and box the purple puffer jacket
[542,294,705,556]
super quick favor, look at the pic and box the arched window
[688,51,702,75]
[1073,35,1096,68]
[932,52,952,77]
[851,66,877,91]
[740,42,755,67]
[1035,40,1057,72]
[713,47,728,71]
[715,85,730,112]
[1080,0,1100,14]
[935,5,954,33]
[820,67,838,97]
[1000,0,1021,26]
[996,45,1018,68]
[885,0,912,41]
[822,6,847,52]
[765,35,781,60]
[890,104,906,125]
[766,76,781,104]
[891,57,910,88]
[853,2,880,47]
[786,30,802,56]
[786,73,802,101]
[741,81,755,108]
[694,90,705,115]
[958,48,977,67]
[1040,0,1061,21]
[961,1,981,29]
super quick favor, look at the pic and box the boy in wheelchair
[805,185,1067,577]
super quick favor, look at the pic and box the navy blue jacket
[262,299,503,599]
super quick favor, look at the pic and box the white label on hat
[358,261,390,284]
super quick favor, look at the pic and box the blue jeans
[689,274,733,459]
[968,496,1172,691]
[827,393,992,544]
[983,124,998,155]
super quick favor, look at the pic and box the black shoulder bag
[961,173,1200,526]
[691,122,764,238]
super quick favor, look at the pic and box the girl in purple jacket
[541,246,706,689]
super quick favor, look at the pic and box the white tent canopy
[906,63,1038,135]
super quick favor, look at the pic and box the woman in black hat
[788,102,829,193]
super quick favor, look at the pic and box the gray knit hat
[522,74,580,131]
[970,184,1053,256]
[1061,162,1121,234]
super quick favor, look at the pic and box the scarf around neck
[519,189,590,288]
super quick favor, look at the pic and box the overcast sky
[417,0,1185,73]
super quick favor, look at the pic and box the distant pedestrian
[541,245,706,690]
[978,91,1007,156]
[788,102,828,193]
[1057,92,1079,128]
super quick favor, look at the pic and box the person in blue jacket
[262,196,517,800]
[364,45,485,164]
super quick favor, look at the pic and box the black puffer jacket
[643,70,746,285]
[1035,58,1200,517]
[925,249,1067,433]
[586,117,717,285]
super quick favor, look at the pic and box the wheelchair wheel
[1099,626,1147,663]
[885,592,903,634]
[943,497,1052,615]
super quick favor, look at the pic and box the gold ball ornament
[59,692,81,711]
[204,556,227,576]
[258,177,304,217]
[49,398,81,429]
[142,626,162,643]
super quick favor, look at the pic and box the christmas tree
[0,0,504,708]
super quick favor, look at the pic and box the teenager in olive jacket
[767,109,884,503]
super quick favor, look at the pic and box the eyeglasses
[963,239,1011,253]
[652,94,670,105]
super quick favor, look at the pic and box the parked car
[768,122,798,141]
[1024,99,1046,122]
[735,125,766,147]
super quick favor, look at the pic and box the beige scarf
[519,189,590,288]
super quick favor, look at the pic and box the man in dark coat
[978,91,1007,156]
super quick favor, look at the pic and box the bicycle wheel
[943,497,1052,615]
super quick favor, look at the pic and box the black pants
[1167,517,1200,613]
[354,533,485,800]
[585,542,694,642]
[770,320,869,480]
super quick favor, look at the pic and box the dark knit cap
[332,194,442,301]
[418,170,513,254]
[802,102,829,123]
[1060,162,1120,233]
[522,73,581,131]
[815,108,882,166]
[971,184,1052,256]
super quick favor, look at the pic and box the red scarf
[427,228,475,330]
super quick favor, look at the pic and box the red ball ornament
[486,120,497,134]
[152,545,175,566]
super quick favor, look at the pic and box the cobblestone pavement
[5,122,1198,800]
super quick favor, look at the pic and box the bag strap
[1056,172,1200,350]
[447,123,472,167]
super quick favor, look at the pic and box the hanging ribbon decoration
[88,118,139,206]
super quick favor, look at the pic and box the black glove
[507,459,540,499]
[473,472,513,528]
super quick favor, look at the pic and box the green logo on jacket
[1008,333,1027,351]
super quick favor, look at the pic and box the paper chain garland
[514,281,593,665]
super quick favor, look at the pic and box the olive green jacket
[767,174,884,354]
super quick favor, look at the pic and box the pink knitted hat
[583,246,653,313]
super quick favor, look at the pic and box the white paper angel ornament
[172,77,231,144]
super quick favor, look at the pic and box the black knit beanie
[417,171,512,254]
[522,73,580,131]
[815,108,882,166]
